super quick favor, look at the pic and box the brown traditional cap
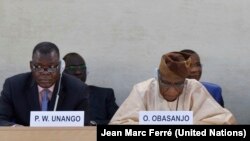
[159,51,191,81]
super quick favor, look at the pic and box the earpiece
[60,59,65,74]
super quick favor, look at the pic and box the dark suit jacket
[0,72,90,126]
[88,85,119,125]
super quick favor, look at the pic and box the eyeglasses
[158,73,185,90]
[65,64,86,72]
[31,64,60,73]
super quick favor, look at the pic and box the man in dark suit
[0,42,90,126]
[63,52,119,125]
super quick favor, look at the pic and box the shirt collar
[38,85,55,93]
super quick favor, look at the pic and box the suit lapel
[48,76,66,111]
[48,86,66,111]
[26,79,40,111]
[55,90,66,110]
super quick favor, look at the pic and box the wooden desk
[0,126,96,141]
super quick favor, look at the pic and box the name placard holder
[139,111,193,125]
[30,111,84,127]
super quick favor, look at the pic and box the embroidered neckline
[168,96,179,111]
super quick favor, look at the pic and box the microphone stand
[53,60,65,111]
[53,73,62,111]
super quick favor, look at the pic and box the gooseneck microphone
[53,59,65,111]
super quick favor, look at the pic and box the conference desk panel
[0,126,96,141]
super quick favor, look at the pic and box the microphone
[60,59,65,74]
[154,68,159,80]
[53,59,65,111]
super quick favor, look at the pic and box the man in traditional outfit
[109,51,236,124]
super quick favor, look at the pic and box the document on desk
[30,111,84,127]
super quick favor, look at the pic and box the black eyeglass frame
[157,70,185,90]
